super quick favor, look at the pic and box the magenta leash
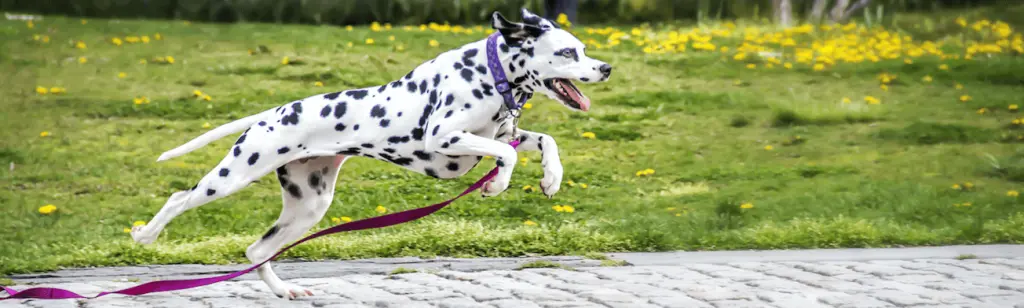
[1,141,519,300]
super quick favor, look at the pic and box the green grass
[389,267,418,275]
[2,12,1024,276]
[518,260,566,270]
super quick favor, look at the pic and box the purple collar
[486,32,531,112]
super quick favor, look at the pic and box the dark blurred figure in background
[544,0,578,24]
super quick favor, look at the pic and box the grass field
[2,7,1024,275]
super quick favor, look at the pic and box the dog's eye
[561,49,574,58]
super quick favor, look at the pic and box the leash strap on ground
[1,141,520,300]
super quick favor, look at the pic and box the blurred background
[2,0,1018,27]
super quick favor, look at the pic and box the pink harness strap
[2,141,519,300]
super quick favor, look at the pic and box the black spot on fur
[235,134,246,145]
[320,105,332,117]
[262,225,279,240]
[444,110,454,118]
[397,112,403,117]
[308,172,321,189]
[413,150,433,160]
[433,74,441,87]
[286,184,302,199]
[335,123,347,131]
[475,65,487,74]
[377,85,387,93]
[354,124,360,131]
[345,90,368,99]
[419,80,428,94]
[496,160,506,167]
[444,94,455,106]
[219,168,230,177]
[424,168,439,178]
[370,105,387,118]
[428,90,438,105]
[281,113,299,126]
[464,103,472,109]
[411,128,425,140]
[407,81,418,93]
[384,148,396,153]
[580,77,590,82]
[450,136,461,144]
[361,143,374,148]
[258,121,267,126]
[463,48,479,58]
[472,89,483,99]
[500,43,509,52]
[432,125,440,136]
[446,162,459,171]
[441,142,450,149]
[404,69,415,80]
[324,92,342,100]
[518,59,526,67]
[522,47,535,57]
[379,119,390,127]
[460,69,473,82]
[248,153,260,165]
[277,147,290,154]
[454,62,463,70]
[233,146,241,157]
[206,189,216,196]
[338,147,361,155]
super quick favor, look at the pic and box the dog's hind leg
[132,134,300,245]
[245,155,345,299]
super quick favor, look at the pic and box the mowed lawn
[2,9,1024,275]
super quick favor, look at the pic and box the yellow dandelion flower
[139,59,147,64]
[165,56,175,64]
[959,95,972,102]
[193,90,204,97]
[666,207,676,211]
[39,131,50,137]
[865,96,880,105]
[281,56,290,65]
[111,37,123,46]
[78,57,87,64]
[922,75,933,83]
[36,86,48,95]
[939,64,949,70]
[566,180,576,187]
[26,20,33,28]
[154,33,162,40]
[563,205,575,213]
[956,17,967,27]
[118,72,126,79]
[904,58,913,64]
[520,157,529,166]
[202,95,212,101]
[345,25,353,31]
[880,84,889,91]
[388,35,395,41]
[38,204,57,215]
[579,183,588,189]
[141,36,150,43]
[341,216,352,222]
[347,42,354,48]
[962,202,972,207]
[49,87,65,94]
[964,182,974,189]
[783,62,793,69]
[202,122,211,128]
[429,40,440,47]
[1014,119,1022,125]
[813,63,825,71]
[365,38,375,45]
[524,220,537,226]
[552,205,564,212]
[674,213,682,217]
[523,185,534,192]
[952,184,962,190]
[746,63,756,69]
[977,108,987,114]
[75,41,87,49]
[581,132,596,139]
[331,217,341,224]
[314,81,324,87]
[955,83,964,90]
[123,227,132,233]
[375,205,387,214]
[1010,104,1019,111]
[764,145,773,151]
[133,220,146,227]
[522,103,533,109]
[842,97,852,104]
[1008,190,1020,197]
[740,202,754,209]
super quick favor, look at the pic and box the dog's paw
[481,179,509,197]
[130,225,158,245]
[271,282,314,300]
[540,162,563,198]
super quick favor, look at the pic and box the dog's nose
[599,64,612,77]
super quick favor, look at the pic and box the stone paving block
[681,285,753,302]
[0,302,28,308]
[788,262,860,276]
[744,278,816,292]
[20,299,78,308]
[407,290,462,301]
[575,288,644,304]
[530,268,606,285]
[848,263,933,276]
[980,258,1024,270]
[979,295,1024,307]
[644,266,715,280]
[601,281,686,298]
[870,289,939,306]
[511,287,579,302]
[534,300,606,308]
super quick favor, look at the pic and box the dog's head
[491,9,611,112]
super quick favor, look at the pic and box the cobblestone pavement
[3,245,1024,308]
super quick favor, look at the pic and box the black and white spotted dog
[132,9,611,299]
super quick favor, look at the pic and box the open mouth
[544,78,591,111]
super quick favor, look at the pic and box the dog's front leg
[427,131,517,197]
[514,130,562,198]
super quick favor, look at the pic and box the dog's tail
[156,110,271,162]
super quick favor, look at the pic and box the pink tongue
[560,81,591,111]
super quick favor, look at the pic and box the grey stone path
[3,245,1024,308]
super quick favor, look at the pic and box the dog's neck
[492,37,542,102]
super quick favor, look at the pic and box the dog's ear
[520,8,558,29]
[491,11,545,46]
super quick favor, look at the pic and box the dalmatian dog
[130,8,612,299]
